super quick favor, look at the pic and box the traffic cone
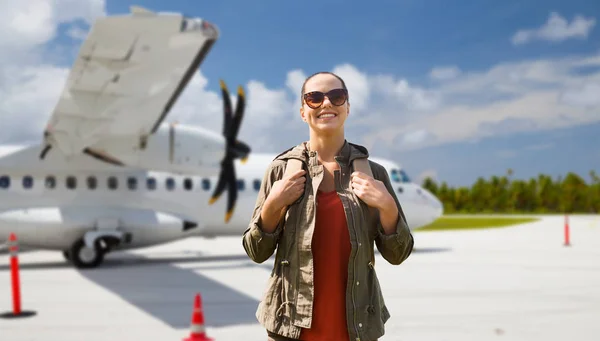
[183,293,213,341]
[0,233,36,319]
[564,214,571,246]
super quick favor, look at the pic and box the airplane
[0,6,444,269]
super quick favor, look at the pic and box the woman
[242,71,414,341]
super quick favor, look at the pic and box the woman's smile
[317,111,338,120]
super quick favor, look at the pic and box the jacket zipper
[335,165,360,341]
[296,156,316,328]
[293,162,307,325]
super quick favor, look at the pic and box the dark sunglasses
[303,88,348,109]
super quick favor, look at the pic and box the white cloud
[66,25,89,40]
[511,12,596,45]
[399,129,430,146]
[332,64,371,113]
[0,65,69,144]
[559,82,600,108]
[360,52,600,152]
[285,69,307,114]
[0,0,105,51]
[371,75,440,111]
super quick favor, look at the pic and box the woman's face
[300,74,349,135]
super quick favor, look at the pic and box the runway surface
[1,215,599,340]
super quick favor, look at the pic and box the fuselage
[0,143,443,251]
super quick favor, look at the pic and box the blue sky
[0,0,598,187]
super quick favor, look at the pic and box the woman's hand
[266,169,307,210]
[350,171,395,211]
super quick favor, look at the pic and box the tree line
[421,169,600,214]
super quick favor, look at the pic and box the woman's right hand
[266,169,307,210]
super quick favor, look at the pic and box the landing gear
[68,238,105,269]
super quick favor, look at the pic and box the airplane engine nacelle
[137,123,227,175]
[89,122,227,175]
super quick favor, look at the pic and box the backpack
[282,157,377,266]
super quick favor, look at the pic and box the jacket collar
[274,139,369,165]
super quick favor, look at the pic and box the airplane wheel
[69,239,104,269]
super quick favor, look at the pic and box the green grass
[417,216,540,231]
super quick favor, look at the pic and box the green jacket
[242,140,414,341]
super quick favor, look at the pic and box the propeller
[208,80,251,223]
[39,130,52,159]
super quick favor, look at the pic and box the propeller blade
[220,79,233,136]
[225,160,237,223]
[209,164,228,205]
[40,130,52,159]
[39,144,52,159]
[230,85,246,142]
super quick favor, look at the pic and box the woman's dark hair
[300,71,349,104]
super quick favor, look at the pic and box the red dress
[299,190,351,341]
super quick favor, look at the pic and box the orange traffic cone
[183,293,213,341]
[0,233,36,319]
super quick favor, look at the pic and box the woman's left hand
[350,171,395,211]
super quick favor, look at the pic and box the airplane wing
[42,6,219,159]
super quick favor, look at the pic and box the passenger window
[45,176,56,189]
[87,176,97,190]
[253,179,261,191]
[127,177,137,190]
[108,176,118,190]
[237,179,245,191]
[201,179,210,191]
[183,178,193,191]
[22,176,33,189]
[166,177,175,191]
[66,176,77,189]
[147,177,156,190]
[0,175,10,189]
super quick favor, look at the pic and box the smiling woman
[242,71,414,341]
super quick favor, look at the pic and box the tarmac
[0,214,599,341]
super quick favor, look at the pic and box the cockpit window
[391,169,411,183]
[399,169,411,183]
[391,169,401,183]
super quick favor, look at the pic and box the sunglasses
[303,88,348,109]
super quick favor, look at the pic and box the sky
[0,0,599,187]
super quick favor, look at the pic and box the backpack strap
[352,157,372,178]
[351,157,377,267]
[282,158,305,208]
[283,158,303,179]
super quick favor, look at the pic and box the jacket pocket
[364,264,387,335]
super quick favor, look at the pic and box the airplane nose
[432,195,444,218]
[421,188,444,219]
